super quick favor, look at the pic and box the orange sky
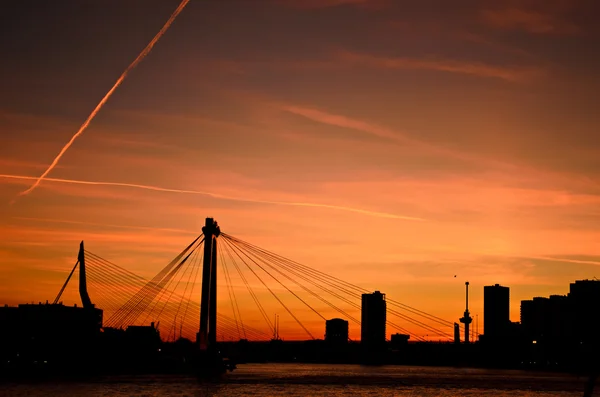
[1,0,599,341]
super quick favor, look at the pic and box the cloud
[336,50,541,82]
[280,104,520,171]
[185,50,539,83]
[481,7,581,35]
[0,174,424,221]
[276,0,386,10]
[281,105,412,144]
[527,255,600,267]
[13,217,197,235]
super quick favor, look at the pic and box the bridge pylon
[197,218,220,350]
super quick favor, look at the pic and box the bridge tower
[197,218,220,350]
[78,241,93,310]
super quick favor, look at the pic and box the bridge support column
[197,218,220,350]
[209,237,218,347]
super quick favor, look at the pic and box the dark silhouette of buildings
[325,318,349,344]
[4,223,600,376]
[520,295,569,343]
[361,291,386,350]
[390,333,410,349]
[483,284,510,341]
[0,302,103,371]
[569,280,600,343]
[520,280,600,346]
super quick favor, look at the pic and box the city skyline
[1,0,600,339]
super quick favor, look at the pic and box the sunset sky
[1,0,599,340]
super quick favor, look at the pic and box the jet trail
[15,0,190,200]
[1,174,425,221]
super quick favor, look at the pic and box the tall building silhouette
[483,284,510,340]
[325,318,349,344]
[361,291,386,349]
[569,280,600,343]
[521,295,569,343]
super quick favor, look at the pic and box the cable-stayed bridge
[56,218,462,350]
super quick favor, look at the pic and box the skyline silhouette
[2,223,598,381]
[1,0,600,339]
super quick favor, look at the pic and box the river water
[0,364,591,396]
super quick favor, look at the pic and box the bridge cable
[224,236,326,322]
[223,233,452,339]
[106,235,202,327]
[110,239,201,328]
[109,237,203,327]
[221,245,247,340]
[220,240,274,335]
[224,233,454,329]
[222,234,360,325]
[224,236,363,314]
[128,243,200,327]
[85,252,267,341]
[224,234,363,297]
[146,244,201,331]
[85,256,145,294]
[144,244,200,325]
[219,242,242,340]
[168,246,202,341]
[179,249,204,340]
[223,237,315,339]
[53,260,79,304]
[84,258,144,305]
[85,251,149,285]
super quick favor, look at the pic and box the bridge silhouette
[55,218,464,349]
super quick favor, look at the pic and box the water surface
[1,364,590,396]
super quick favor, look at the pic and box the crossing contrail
[1,174,425,221]
[14,0,190,201]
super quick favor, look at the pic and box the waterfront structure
[520,295,569,343]
[483,284,510,340]
[390,333,410,349]
[361,291,386,349]
[520,280,600,346]
[325,318,349,344]
[569,280,600,343]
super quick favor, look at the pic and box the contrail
[1,174,425,221]
[15,0,190,200]
[13,216,197,235]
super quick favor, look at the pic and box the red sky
[1,0,599,341]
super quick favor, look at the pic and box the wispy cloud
[1,174,424,221]
[280,104,519,171]
[336,50,542,82]
[481,7,581,35]
[276,0,386,10]
[281,105,413,144]
[13,217,197,235]
[527,255,600,267]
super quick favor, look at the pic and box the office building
[569,280,600,342]
[484,284,510,339]
[361,291,386,349]
[521,295,569,343]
